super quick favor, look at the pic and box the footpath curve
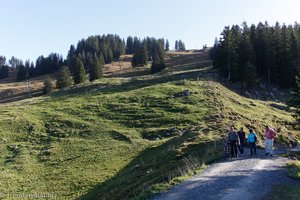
[152,148,299,200]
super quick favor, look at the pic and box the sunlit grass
[0,61,298,199]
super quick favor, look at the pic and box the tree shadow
[78,132,222,200]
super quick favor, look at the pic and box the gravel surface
[152,148,299,200]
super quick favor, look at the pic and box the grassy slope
[0,59,298,199]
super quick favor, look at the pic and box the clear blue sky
[1,0,300,62]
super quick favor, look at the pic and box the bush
[43,76,53,94]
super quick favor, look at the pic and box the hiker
[227,126,240,158]
[247,129,257,155]
[237,127,246,155]
[265,126,277,156]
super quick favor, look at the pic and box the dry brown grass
[103,55,133,76]
[0,72,57,103]
[0,51,209,103]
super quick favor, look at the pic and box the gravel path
[152,148,299,200]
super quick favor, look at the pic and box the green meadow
[0,62,298,199]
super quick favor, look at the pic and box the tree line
[210,21,300,89]
[0,34,186,95]
[1,34,186,83]
[130,37,169,73]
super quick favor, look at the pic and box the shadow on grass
[110,67,151,78]
[78,132,222,200]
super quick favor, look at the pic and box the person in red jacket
[264,126,278,156]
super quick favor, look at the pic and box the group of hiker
[226,125,278,158]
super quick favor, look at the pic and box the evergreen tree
[178,40,186,51]
[209,38,219,67]
[151,50,161,73]
[165,39,170,51]
[0,55,6,66]
[133,37,140,53]
[105,48,114,63]
[175,40,178,51]
[43,76,53,94]
[28,62,36,77]
[238,22,257,88]
[0,65,9,79]
[131,43,148,67]
[126,36,134,54]
[16,65,27,81]
[9,56,22,68]
[289,76,300,125]
[73,57,87,84]
[218,25,240,82]
[82,51,93,71]
[151,43,166,73]
[89,53,103,81]
[67,54,77,73]
[56,66,73,89]
[213,21,300,89]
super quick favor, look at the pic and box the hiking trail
[152,148,299,200]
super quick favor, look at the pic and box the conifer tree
[16,65,27,81]
[213,21,300,89]
[151,43,166,73]
[28,62,36,78]
[0,65,9,79]
[178,40,186,51]
[73,57,87,84]
[56,66,73,89]
[126,36,134,54]
[238,22,257,88]
[131,43,148,67]
[0,55,6,66]
[89,53,103,81]
[289,76,300,125]
[165,40,170,51]
[106,48,114,63]
[175,40,178,51]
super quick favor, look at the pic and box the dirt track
[153,148,299,200]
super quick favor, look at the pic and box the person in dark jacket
[237,127,246,155]
[227,126,240,158]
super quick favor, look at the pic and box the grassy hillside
[0,53,298,199]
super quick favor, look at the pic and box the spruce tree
[151,50,161,73]
[28,62,36,78]
[175,40,179,51]
[56,66,73,89]
[0,55,6,66]
[151,43,165,73]
[106,48,114,63]
[73,57,87,84]
[126,36,134,54]
[178,40,186,51]
[68,54,77,73]
[238,23,256,88]
[131,44,148,67]
[0,65,9,79]
[289,75,300,125]
[165,39,170,51]
[89,53,103,81]
[16,65,27,81]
